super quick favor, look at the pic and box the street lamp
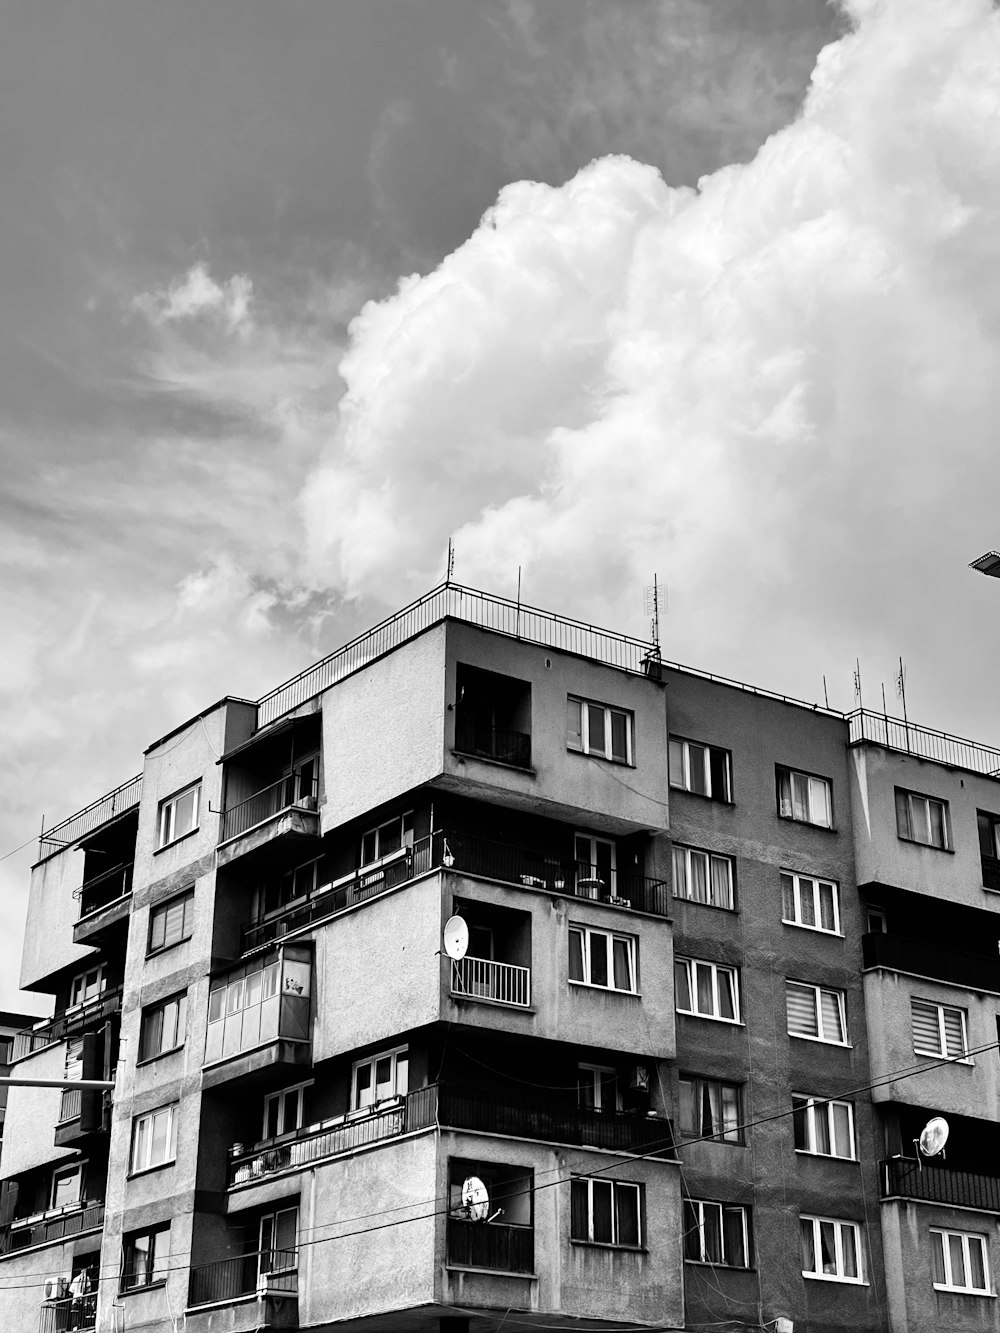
[969,551,1000,578]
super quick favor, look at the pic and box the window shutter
[941,1007,965,1057]
[819,989,844,1043]
[911,999,942,1055]
[786,983,817,1037]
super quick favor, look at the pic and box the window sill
[568,981,640,998]
[782,919,844,938]
[915,1052,974,1066]
[685,1259,754,1271]
[932,1285,995,1297]
[119,1281,167,1297]
[126,1160,177,1181]
[675,897,737,914]
[567,748,635,769]
[451,748,535,776]
[136,1046,185,1068]
[669,787,734,807]
[145,936,193,960]
[777,816,837,833]
[803,1272,868,1286]
[570,1240,647,1253]
[897,836,953,854]
[679,1134,745,1148]
[153,827,200,856]
[794,1148,858,1162]
[788,1033,852,1049]
[676,1010,744,1027]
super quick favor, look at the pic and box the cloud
[136,261,254,334]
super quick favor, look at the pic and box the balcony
[446,1218,533,1273]
[203,945,311,1087]
[218,771,319,861]
[54,1085,108,1148]
[73,864,132,946]
[2,1203,104,1254]
[188,1249,297,1307]
[983,855,1000,893]
[881,1156,1000,1212]
[451,957,530,1008]
[12,989,123,1062]
[454,720,531,769]
[862,932,1000,994]
[39,1292,97,1333]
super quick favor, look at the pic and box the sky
[4,0,1000,1012]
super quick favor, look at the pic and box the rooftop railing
[11,988,123,1062]
[849,709,1000,777]
[862,932,1000,994]
[188,1249,297,1307]
[882,1157,1000,1212]
[37,773,142,862]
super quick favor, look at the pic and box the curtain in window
[612,938,632,991]
[570,1178,589,1239]
[710,856,731,908]
[722,1208,746,1267]
[615,1186,640,1247]
[674,960,691,1010]
[591,1180,613,1243]
[818,881,836,931]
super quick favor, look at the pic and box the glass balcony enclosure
[205,945,311,1065]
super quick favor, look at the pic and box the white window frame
[792,1095,856,1160]
[51,1161,84,1211]
[68,964,106,1010]
[672,845,735,910]
[138,991,187,1062]
[263,1081,312,1140]
[675,957,741,1024]
[678,1075,742,1144]
[786,981,849,1046]
[351,1046,408,1112]
[574,832,617,892]
[157,782,201,849]
[567,696,633,765]
[122,1225,168,1291]
[895,788,949,849]
[577,1064,621,1111]
[911,998,971,1062]
[777,767,832,828]
[684,1199,750,1268]
[571,1177,643,1248]
[931,1228,991,1295]
[669,738,732,801]
[130,1104,178,1174]
[360,811,414,867]
[800,1215,865,1284]
[568,926,638,993]
[259,1205,298,1281]
[781,871,841,935]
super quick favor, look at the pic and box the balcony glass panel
[205,945,311,1066]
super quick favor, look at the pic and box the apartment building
[1,583,997,1333]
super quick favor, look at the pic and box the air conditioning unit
[43,1276,69,1301]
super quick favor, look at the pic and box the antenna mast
[446,538,455,585]
[641,576,662,678]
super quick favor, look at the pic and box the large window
[786,981,848,1045]
[571,1178,642,1248]
[781,871,840,934]
[792,1095,856,1159]
[776,767,832,828]
[669,738,732,801]
[51,1161,84,1210]
[352,1046,408,1111]
[675,957,740,1023]
[672,845,735,910]
[361,811,413,866]
[263,1081,311,1139]
[130,1105,177,1174]
[895,789,949,849]
[121,1225,169,1291]
[931,1229,990,1294]
[259,1206,298,1281]
[800,1216,864,1283]
[68,964,106,1010]
[157,782,201,849]
[569,927,637,993]
[147,889,194,954]
[577,1065,621,1111]
[684,1200,750,1268]
[679,1076,742,1144]
[911,998,969,1061]
[567,697,633,764]
[139,992,187,1062]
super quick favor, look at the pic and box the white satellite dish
[443,915,469,961]
[462,1175,490,1222]
[918,1116,949,1157]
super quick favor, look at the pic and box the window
[931,1229,991,1294]
[130,1105,177,1173]
[776,767,832,828]
[669,738,732,801]
[157,782,200,849]
[577,1065,621,1111]
[800,1216,864,1283]
[571,1178,642,1248]
[567,697,633,764]
[781,871,840,934]
[147,890,194,954]
[259,1206,298,1281]
[866,906,887,933]
[675,957,740,1023]
[51,1162,84,1210]
[895,789,949,849]
[672,846,735,910]
[569,927,637,993]
[679,1076,742,1144]
[793,1095,856,1159]
[68,964,106,1010]
[684,1200,750,1268]
[139,992,187,1061]
[121,1226,169,1291]
[352,1046,408,1111]
[263,1081,311,1139]
[911,998,969,1061]
[575,832,617,893]
[361,811,413,866]
[786,981,848,1045]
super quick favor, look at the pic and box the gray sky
[5,0,1000,1012]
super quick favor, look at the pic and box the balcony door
[575,834,616,896]
[259,1205,297,1288]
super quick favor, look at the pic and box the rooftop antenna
[516,565,522,640]
[895,656,911,754]
[853,658,863,711]
[446,538,455,586]
[641,576,662,678]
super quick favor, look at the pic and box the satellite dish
[462,1175,490,1222]
[918,1116,949,1157]
[443,915,469,961]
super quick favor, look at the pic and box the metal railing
[37,773,142,862]
[188,1249,297,1307]
[451,957,531,1007]
[454,720,531,768]
[229,1087,438,1187]
[983,855,1000,893]
[39,1292,97,1333]
[862,932,1000,994]
[11,988,123,1062]
[75,862,133,920]
[446,1218,533,1273]
[58,1088,82,1124]
[220,772,319,844]
[881,1157,1000,1212]
[849,709,1000,777]
[4,1205,104,1253]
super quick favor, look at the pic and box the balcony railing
[455,720,531,768]
[12,988,123,1062]
[219,772,319,844]
[229,1087,438,1187]
[849,709,1000,777]
[3,1204,104,1253]
[882,1157,1000,1212]
[188,1249,297,1307]
[58,1088,82,1124]
[446,1218,533,1273]
[983,855,1000,893]
[451,957,530,1007]
[75,862,133,920]
[862,932,1000,994]
[39,1292,97,1333]
[38,773,142,862]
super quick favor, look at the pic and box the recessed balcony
[446,1217,533,1273]
[72,863,133,946]
[187,1250,297,1327]
[451,957,531,1008]
[862,931,1000,994]
[39,1291,97,1333]
[218,769,319,865]
[881,1156,1000,1212]
[2,1203,104,1255]
[11,989,123,1063]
